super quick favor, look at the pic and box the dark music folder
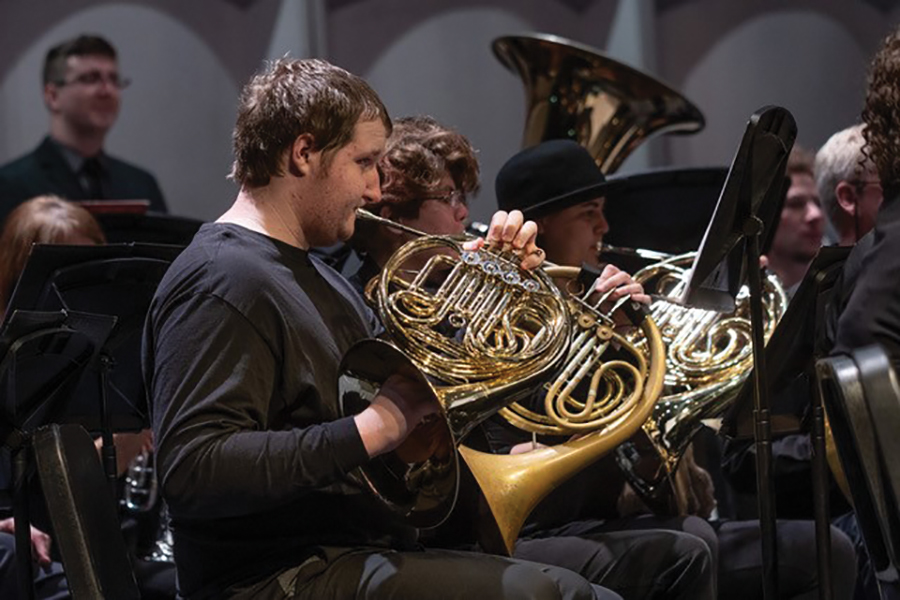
[3,243,184,433]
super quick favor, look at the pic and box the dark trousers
[228,546,621,600]
[832,511,900,600]
[716,519,857,600]
[515,516,715,600]
[0,532,70,600]
[623,515,857,600]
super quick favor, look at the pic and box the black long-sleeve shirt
[834,195,900,369]
[142,223,415,598]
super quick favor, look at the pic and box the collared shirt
[47,137,106,197]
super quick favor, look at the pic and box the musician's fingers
[609,283,650,304]
[500,210,525,245]
[630,291,652,305]
[486,211,509,246]
[593,269,631,294]
[519,246,545,271]
[462,237,485,252]
[512,220,538,251]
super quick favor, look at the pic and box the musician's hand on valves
[463,210,544,270]
[593,264,650,305]
[355,373,439,458]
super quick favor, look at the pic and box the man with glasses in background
[0,34,167,222]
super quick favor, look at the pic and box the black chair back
[32,423,140,599]
[816,345,900,583]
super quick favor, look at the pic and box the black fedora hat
[496,140,622,219]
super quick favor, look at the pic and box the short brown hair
[230,58,391,188]
[862,28,900,197]
[787,145,815,178]
[0,196,106,314]
[43,35,117,86]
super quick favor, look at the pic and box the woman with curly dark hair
[836,26,900,371]
[829,27,900,600]
[860,28,900,199]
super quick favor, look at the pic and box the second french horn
[614,251,788,514]
[461,265,666,554]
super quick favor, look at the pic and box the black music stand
[678,106,796,599]
[5,243,184,488]
[722,246,851,600]
[0,309,116,600]
[94,213,203,246]
[723,246,852,439]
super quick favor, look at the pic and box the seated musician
[351,117,717,600]
[830,26,900,600]
[491,140,856,600]
[724,124,884,600]
[0,195,174,599]
[143,58,618,600]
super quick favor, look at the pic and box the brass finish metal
[461,265,666,554]
[339,210,572,528]
[493,33,705,174]
[615,252,788,513]
[598,242,674,262]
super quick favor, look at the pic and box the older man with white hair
[815,124,883,247]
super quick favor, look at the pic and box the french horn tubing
[614,251,787,514]
[459,31,704,551]
[460,266,666,555]
[338,209,572,528]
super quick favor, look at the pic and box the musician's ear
[289,134,316,177]
[835,181,857,216]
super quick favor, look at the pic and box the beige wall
[0,0,892,223]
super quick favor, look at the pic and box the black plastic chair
[816,345,900,587]
[32,423,140,599]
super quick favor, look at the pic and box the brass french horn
[614,251,788,514]
[456,32,700,553]
[460,266,666,555]
[338,210,572,528]
[493,33,705,173]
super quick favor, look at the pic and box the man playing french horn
[490,140,857,600]
[350,120,717,600]
[143,58,620,600]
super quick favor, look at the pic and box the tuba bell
[493,33,705,173]
[338,209,572,528]
[614,251,788,514]
[460,265,666,555]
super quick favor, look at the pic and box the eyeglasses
[56,71,131,90]
[849,178,882,191]
[420,189,467,208]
